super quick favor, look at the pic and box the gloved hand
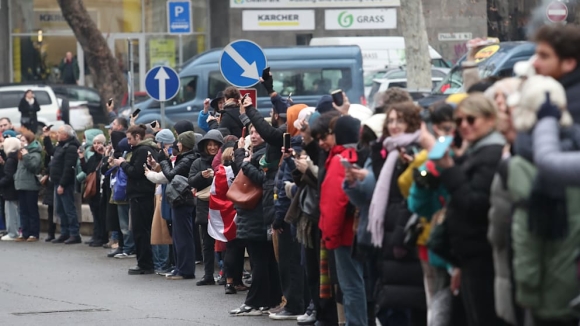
[537,92,561,121]
[261,73,275,94]
[271,218,285,231]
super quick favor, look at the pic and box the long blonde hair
[221,147,234,164]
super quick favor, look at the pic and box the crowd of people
[3,24,580,326]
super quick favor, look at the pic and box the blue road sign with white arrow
[220,40,267,88]
[167,0,192,34]
[145,66,181,102]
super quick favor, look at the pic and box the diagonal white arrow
[224,44,260,80]
[154,67,170,101]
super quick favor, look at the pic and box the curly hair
[378,88,413,113]
[383,102,422,137]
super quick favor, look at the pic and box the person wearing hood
[159,131,198,280]
[80,134,108,247]
[199,92,225,133]
[318,115,368,325]
[43,125,82,244]
[208,87,246,138]
[0,137,21,241]
[269,104,308,320]
[14,131,42,242]
[188,129,224,285]
[434,94,506,326]
[113,124,158,275]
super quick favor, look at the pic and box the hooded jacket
[15,140,43,191]
[120,138,158,199]
[44,135,81,188]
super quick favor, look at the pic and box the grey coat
[15,140,43,191]
[488,164,517,325]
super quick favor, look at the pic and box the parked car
[364,66,450,97]
[367,77,443,109]
[51,85,108,125]
[0,84,92,132]
[120,45,365,131]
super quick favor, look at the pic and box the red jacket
[319,145,358,250]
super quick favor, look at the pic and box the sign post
[219,40,268,88]
[546,1,568,23]
[145,66,181,128]
[167,0,193,34]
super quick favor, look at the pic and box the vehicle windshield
[433,44,513,95]
[364,70,387,87]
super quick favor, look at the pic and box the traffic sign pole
[145,66,180,128]
[160,102,166,128]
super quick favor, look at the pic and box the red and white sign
[239,88,257,109]
[546,1,568,23]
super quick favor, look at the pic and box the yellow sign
[149,39,176,69]
[474,45,500,63]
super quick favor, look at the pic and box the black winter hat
[333,115,360,146]
[110,131,126,151]
[174,120,194,134]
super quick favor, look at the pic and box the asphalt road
[0,235,296,326]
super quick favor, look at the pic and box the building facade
[0,0,488,88]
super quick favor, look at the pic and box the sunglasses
[455,115,477,126]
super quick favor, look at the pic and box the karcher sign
[231,0,400,8]
[325,8,396,30]
[243,10,315,30]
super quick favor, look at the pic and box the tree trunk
[400,0,433,90]
[57,0,126,117]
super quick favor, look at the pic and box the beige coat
[147,171,172,245]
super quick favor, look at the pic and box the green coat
[15,140,43,191]
[509,156,580,320]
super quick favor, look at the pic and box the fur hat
[3,137,21,154]
[512,75,572,132]
[348,104,373,122]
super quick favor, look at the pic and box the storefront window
[11,0,142,33]
[146,34,205,71]
[13,35,77,83]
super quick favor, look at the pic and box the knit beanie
[177,131,196,151]
[286,104,308,136]
[155,129,175,144]
[316,95,335,114]
[93,134,106,145]
[348,104,373,122]
[174,120,194,134]
[363,113,386,139]
[3,137,21,154]
[333,115,360,145]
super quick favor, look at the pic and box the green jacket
[15,140,43,191]
[509,156,580,319]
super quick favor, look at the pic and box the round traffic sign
[219,40,267,88]
[546,1,568,23]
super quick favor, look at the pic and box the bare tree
[400,0,432,90]
[57,0,126,116]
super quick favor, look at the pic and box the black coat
[44,136,80,188]
[440,137,504,264]
[160,150,196,182]
[120,141,157,199]
[560,67,580,123]
[18,97,40,121]
[208,103,245,138]
[234,143,268,241]
[0,152,18,201]
[80,152,104,201]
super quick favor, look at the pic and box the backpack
[166,175,194,208]
[112,167,128,202]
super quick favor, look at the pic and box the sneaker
[196,276,216,286]
[26,236,38,242]
[44,235,55,242]
[64,236,82,244]
[225,284,237,295]
[229,304,262,316]
[107,248,123,258]
[268,305,285,315]
[217,275,227,286]
[114,252,136,259]
[297,311,317,325]
[14,236,26,242]
[102,239,118,249]
[235,284,249,292]
[1,234,17,241]
[260,307,271,315]
[269,308,301,320]
[166,274,195,280]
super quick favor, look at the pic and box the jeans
[277,222,306,314]
[172,205,196,277]
[46,205,55,236]
[111,231,119,241]
[54,184,79,237]
[18,190,40,238]
[152,245,170,271]
[117,204,134,254]
[5,200,19,238]
[130,197,154,270]
[334,246,368,326]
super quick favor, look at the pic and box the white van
[309,37,450,71]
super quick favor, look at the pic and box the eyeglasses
[455,115,477,126]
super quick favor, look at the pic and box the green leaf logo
[338,11,354,28]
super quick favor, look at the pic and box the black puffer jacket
[80,151,104,202]
[189,130,223,224]
[208,103,245,138]
[160,150,196,181]
[44,135,80,188]
[560,67,580,123]
[0,152,18,201]
[120,138,158,199]
[235,143,268,241]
